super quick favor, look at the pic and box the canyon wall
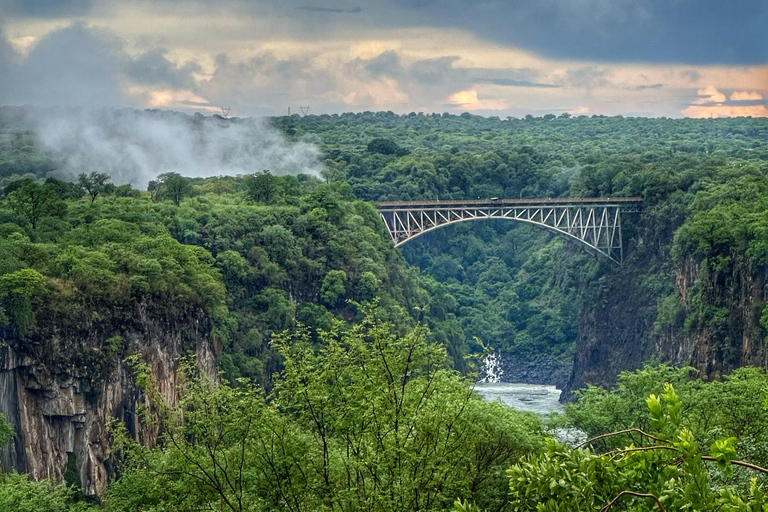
[565,221,768,398]
[0,302,218,496]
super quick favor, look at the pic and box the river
[474,382,564,416]
[475,382,587,444]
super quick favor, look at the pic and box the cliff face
[0,301,218,496]
[566,248,768,399]
[564,264,659,400]
[657,257,768,376]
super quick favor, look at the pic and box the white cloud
[730,91,763,101]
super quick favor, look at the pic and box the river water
[475,382,587,444]
[474,382,564,416]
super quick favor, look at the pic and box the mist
[31,108,324,187]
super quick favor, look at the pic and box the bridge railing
[378,197,643,209]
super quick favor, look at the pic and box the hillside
[1,108,768,498]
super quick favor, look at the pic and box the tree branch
[701,456,768,475]
[600,491,666,512]
[577,428,667,449]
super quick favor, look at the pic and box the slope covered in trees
[1,108,768,509]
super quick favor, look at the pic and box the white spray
[480,352,504,383]
[30,108,323,187]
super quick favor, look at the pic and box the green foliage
[0,268,47,337]
[0,412,13,447]
[320,269,346,306]
[107,310,544,512]
[77,172,111,203]
[154,172,194,206]
[510,384,768,511]
[7,180,65,231]
[244,170,277,204]
[0,472,96,512]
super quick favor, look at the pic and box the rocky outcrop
[657,257,768,377]
[483,351,572,389]
[565,239,768,401]
[563,264,659,401]
[0,302,218,496]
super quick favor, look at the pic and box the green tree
[7,181,60,230]
[0,413,13,447]
[108,309,543,512]
[320,269,346,306]
[156,172,193,206]
[0,472,95,512]
[77,172,111,203]
[507,384,768,512]
[244,170,277,204]
[0,268,47,338]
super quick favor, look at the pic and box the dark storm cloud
[409,56,460,84]
[355,50,561,94]
[124,49,201,89]
[476,78,560,88]
[368,0,768,65]
[0,23,127,107]
[0,24,201,108]
[364,50,404,78]
[0,0,93,17]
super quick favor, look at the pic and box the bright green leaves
[320,269,346,307]
[0,472,95,512]
[510,383,768,512]
[711,437,739,476]
[0,268,47,337]
[0,413,13,448]
[110,309,544,512]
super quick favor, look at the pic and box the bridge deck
[378,197,643,209]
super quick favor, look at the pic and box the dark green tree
[156,172,193,206]
[244,170,277,204]
[7,181,61,231]
[77,172,111,202]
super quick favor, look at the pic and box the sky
[0,0,766,118]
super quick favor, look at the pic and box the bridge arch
[378,198,642,264]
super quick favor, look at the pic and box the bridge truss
[378,198,642,264]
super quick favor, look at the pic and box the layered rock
[0,304,217,496]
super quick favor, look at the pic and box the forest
[1,108,768,510]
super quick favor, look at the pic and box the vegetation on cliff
[1,109,768,509]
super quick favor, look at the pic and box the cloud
[476,78,560,88]
[295,5,362,14]
[730,91,763,101]
[124,49,201,90]
[373,0,768,65]
[0,0,93,18]
[447,89,506,110]
[364,50,404,78]
[409,56,460,84]
[566,67,612,90]
[636,83,663,90]
[692,86,727,104]
[0,23,128,107]
[682,86,768,117]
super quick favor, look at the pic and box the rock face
[0,303,218,496]
[563,263,659,400]
[657,257,768,376]
[482,351,572,390]
[565,240,768,400]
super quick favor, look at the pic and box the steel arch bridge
[378,197,643,264]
